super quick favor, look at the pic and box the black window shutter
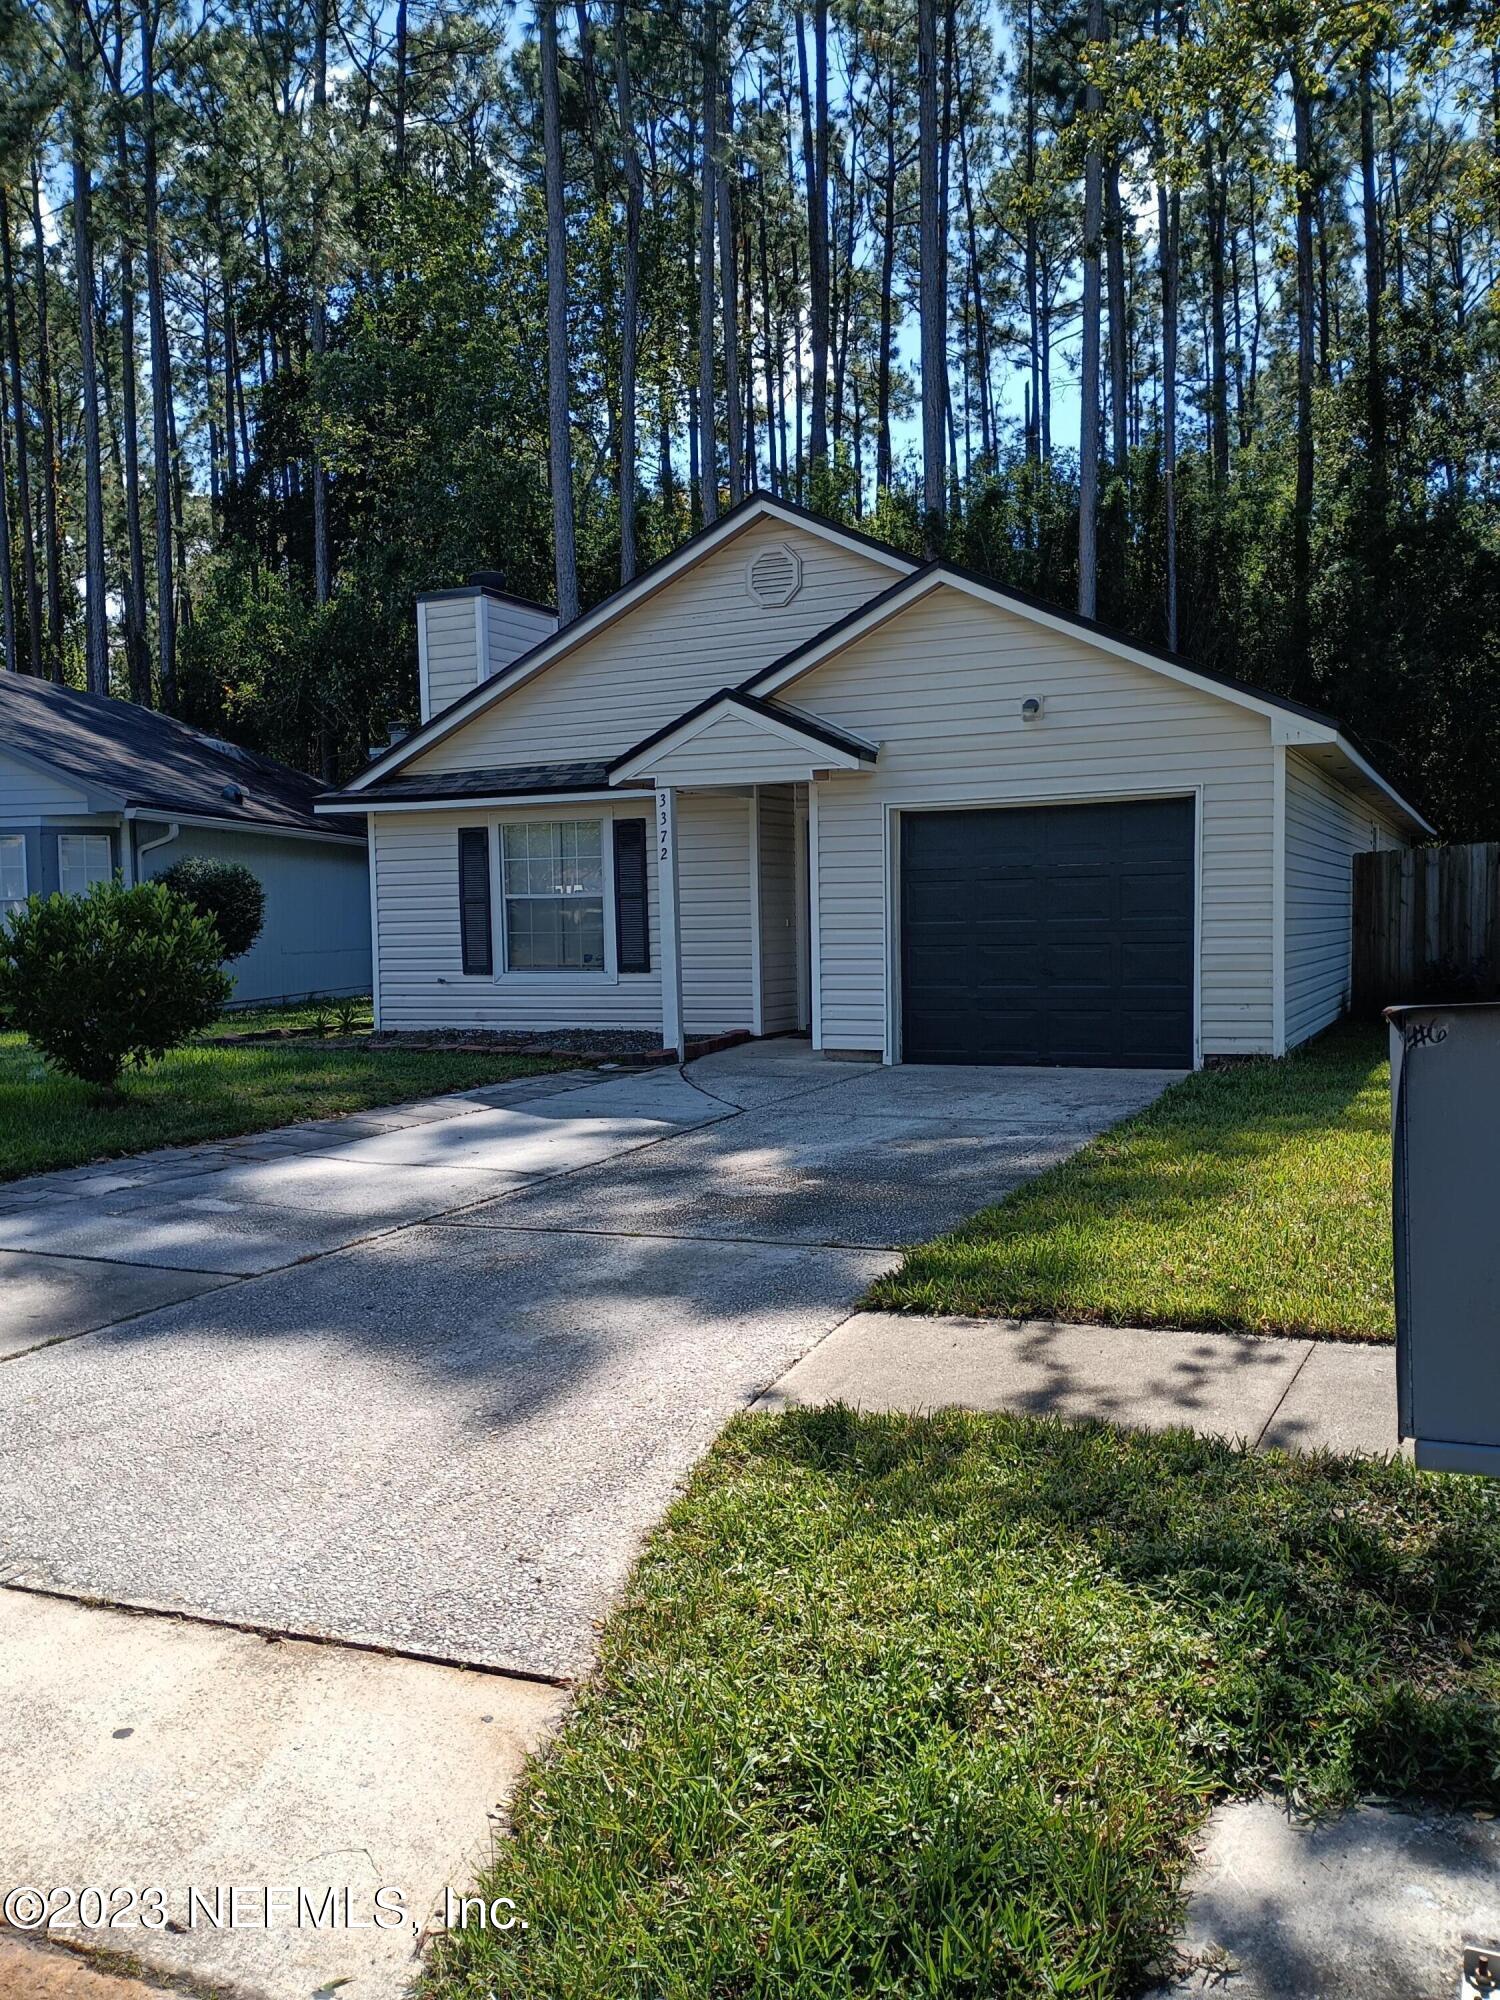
[458,828,493,974]
[613,818,650,974]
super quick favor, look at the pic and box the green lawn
[0,1008,576,1181]
[867,1023,1394,1342]
[429,1407,1500,2000]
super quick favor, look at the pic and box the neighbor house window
[0,836,27,915]
[57,834,112,896]
[501,820,605,972]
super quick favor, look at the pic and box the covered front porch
[609,689,881,1059]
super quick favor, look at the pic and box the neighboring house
[318,495,1431,1068]
[0,676,370,1007]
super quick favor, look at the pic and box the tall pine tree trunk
[1359,56,1387,526]
[794,3,829,477]
[613,0,643,579]
[1077,0,1105,618]
[0,190,42,676]
[717,54,743,505]
[876,118,896,494]
[141,0,176,707]
[917,0,944,550]
[697,0,719,523]
[1291,58,1315,681]
[111,107,152,706]
[1023,0,1040,466]
[1105,161,1128,473]
[539,0,579,621]
[0,399,15,671]
[1158,178,1180,649]
[29,164,63,680]
[69,0,109,695]
[310,0,331,609]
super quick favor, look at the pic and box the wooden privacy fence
[1352,844,1500,1016]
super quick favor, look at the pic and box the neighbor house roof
[0,674,361,838]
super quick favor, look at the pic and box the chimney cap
[467,568,507,591]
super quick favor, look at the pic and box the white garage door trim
[880,785,1205,1070]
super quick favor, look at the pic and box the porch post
[655,785,686,1061]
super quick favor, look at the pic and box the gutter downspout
[123,807,179,886]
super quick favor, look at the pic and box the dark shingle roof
[0,674,357,837]
[321,761,646,807]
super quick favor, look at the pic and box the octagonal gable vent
[747,541,803,608]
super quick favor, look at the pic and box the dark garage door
[900,797,1195,1067]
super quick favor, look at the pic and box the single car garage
[898,796,1196,1068]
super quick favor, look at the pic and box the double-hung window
[0,836,27,916]
[500,820,605,972]
[57,834,113,896]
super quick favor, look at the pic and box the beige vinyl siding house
[323,496,1430,1066]
[1282,750,1410,1047]
[403,521,900,773]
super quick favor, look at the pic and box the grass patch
[429,1408,1500,2000]
[867,1022,1394,1342]
[0,1006,575,1181]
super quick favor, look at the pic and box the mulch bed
[210,1025,753,1066]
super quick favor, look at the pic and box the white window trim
[57,832,114,896]
[494,815,616,981]
[0,834,27,912]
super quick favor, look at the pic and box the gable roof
[341,491,917,792]
[741,559,1433,835]
[0,674,361,838]
[609,687,879,782]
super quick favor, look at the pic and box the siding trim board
[748,790,764,1035]
[1272,745,1288,1055]
[808,784,823,1049]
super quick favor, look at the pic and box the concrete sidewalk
[759,1310,1403,1457]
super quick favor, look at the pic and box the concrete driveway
[0,1042,1174,1679]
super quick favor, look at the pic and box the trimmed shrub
[156,856,266,962]
[0,881,232,1089]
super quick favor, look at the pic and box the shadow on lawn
[752,1401,1500,1814]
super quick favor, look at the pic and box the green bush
[155,856,266,961]
[0,881,233,1089]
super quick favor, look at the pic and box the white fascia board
[315,789,654,816]
[346,499,915,794]
[610,696,873,783]
[1335,737,1436,838]
[1272,717,1433,836]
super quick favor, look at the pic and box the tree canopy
[0,0,1496,830]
